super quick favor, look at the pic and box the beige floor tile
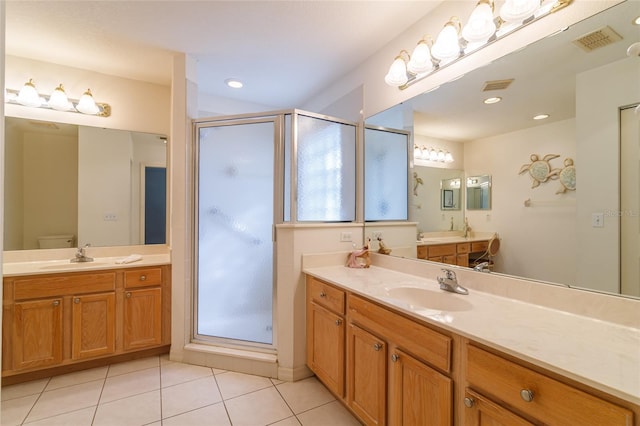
[93,390,161,426]
[225,387,293,426]
[0,394,39,426]
[1,378,49,401]
[99,367,160,404]
[24,380,103,423]
[270,378,285,385]
[22,406,96,426]
[107,355,159,377]
[159,353,173,365]
[45,366,108,391]
[161,376,222,418]
[160,362,213,388]
[296,400,361,426]
[215,371,273,400]
[270,416,302,426]
[276,377,335,414]
[212,367,227,375]
[162,402,231,426]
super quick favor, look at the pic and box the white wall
[465,118,577,286]
[413,166,464,234]
[3,123,22,249]
[575,57,640,293]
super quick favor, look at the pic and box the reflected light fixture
[407,38,434,74]
[414,145,454,163]
[462,0,496,47]
[634,15,640,25]
[225,78,244,89]
[533,113,550,120]
[484,96,502,104]
[385,50,410,87]
[431,17,462,63]
[499,0,540,25]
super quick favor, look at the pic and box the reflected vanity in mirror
[466,175,491,210]
[364,1,640,298]
[4,117,168,250]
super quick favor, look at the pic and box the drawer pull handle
[126,292,132,298]
[74,298,80,304]
[140,275,147,281]
[335,319,342,326]
[319,291,326,298]
[52,300,60,307]
[463,397,475,408]
[391,354,399,362]
[373,343,382,351]
[520,389,534,402]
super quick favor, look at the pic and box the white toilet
[37,234,75,249]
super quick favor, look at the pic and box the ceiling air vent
[482,79,514,92]
[27,120,60,130]
[572,26,622,52]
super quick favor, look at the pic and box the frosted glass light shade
[48,84,73,111]
[17,79,42,107]
[432,20,462,61]
[385,56,409,86]
[500,0,539,23]
[407,41,433,74]
[462,2,496,43]
[76,89,100,115]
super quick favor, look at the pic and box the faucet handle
[441,268,456,280]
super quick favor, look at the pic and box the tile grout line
[271,381,302,426]
[211,367,234,425]
[90,366,110,425]
[18,376,51,425]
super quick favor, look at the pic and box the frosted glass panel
[364,128,408,221]
[297,115,356,221]
[197,121,274,345]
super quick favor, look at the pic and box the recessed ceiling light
[633,16,640,25]
[225,78,243,89]
[533,114,550,120]
[483,97,502,104]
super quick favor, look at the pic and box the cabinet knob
[391,354,399,362]
[520,389,534,402]
[463,397,475,408]
[319,291,326,298]
[335,319,342,326]
[74,298,80,304]
[52,300,60,307]
[373,343,382,351]
[126,292,132,298]
[140,275,146,281]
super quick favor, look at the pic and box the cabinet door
[389,348,452,426]
[72,292,116,360]
[347,323,386,426]
[13,298,63,370]
[123,287,162,350]
[306,302,345,397]
[464,389,534,426]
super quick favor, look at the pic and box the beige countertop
[3,254,170,277]
[303,263,640,405]
[417,235,491,245]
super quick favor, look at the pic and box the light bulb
[17,79,43,107]
[462,1,496,44]
[445,152,454,163]
[76,89,100,115]
[414,145,423,159]
[48,84,72,111]
[407,40,433,74]
[437,150,446,162]
[429,148,438,161]
[500,0,540,24]
[384,55,409,87]
[432,18,462,62]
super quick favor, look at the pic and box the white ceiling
[5,0,443,109]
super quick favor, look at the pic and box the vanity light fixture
[6,79,111,117]
[484,96,502,104]
[414,145,454,163]
[225,78,244,89]
[385,0,572,89]
[633,15,640,25]
[533,113,550,120]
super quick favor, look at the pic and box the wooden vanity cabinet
[417,240,488,268]
[2,265,171,383]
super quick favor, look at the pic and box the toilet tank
[37,234,75,249]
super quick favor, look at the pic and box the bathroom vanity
[304,254,639,425]
[2,256,171,384]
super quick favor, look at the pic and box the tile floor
[1,355,361,426]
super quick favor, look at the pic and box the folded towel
[115,254,143,264]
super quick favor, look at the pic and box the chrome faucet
[71,243,94,263]
[437,268,469,295]
[473,261,491,273]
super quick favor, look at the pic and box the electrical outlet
[592,213,604,228]
[103,212,118,221]
[340,231,352,242]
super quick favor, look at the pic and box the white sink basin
[385,286,472,312]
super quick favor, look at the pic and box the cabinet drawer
[348,294,451,373]
[14,272,116,300]
[471,241,488,253]
[417,245,428,259]
[466,345,633,425]
[456,242,471,254]
[124,268,163,288]
[428,244,456,257]
[307,277,345,315]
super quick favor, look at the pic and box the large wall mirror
[365,1,640,298]
[4,117,168,250]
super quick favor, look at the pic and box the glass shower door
[195,118,276,346]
